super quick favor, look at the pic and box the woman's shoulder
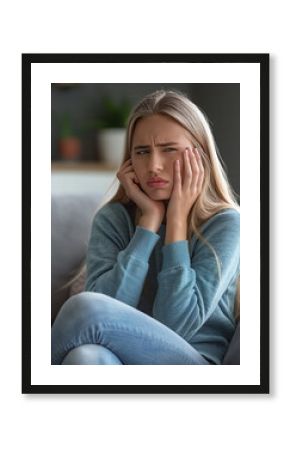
[189,207,240,254]
[211,207,240,221]
[97,200,135,217]
[199,207,240,235]
[93,200,135,231]
[96,200,126,216]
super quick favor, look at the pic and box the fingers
[183,148,193,189]
[173,159,182,192]
[184,147,203,192]
[168,147,204,220]
[117,159,132,176]
[118,158,132,173]
[192,147,204,192]
[122,165,133,175]
[117,159,139,184]
[125,160,140,184]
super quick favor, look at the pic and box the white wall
[51,170,117,195]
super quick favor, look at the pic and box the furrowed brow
[133,142,178,151]
[157,142,178,147]
[133,145,150,151]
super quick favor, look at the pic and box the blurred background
[51,83,240,201]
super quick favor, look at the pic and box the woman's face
[131,114,194,201]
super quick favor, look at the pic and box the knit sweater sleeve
[152,209,240,342]
[84,203,160,307]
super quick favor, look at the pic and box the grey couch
[51,194,240,364]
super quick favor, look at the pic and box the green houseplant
[95,96,131,167]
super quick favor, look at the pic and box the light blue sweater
[85,201,240,364]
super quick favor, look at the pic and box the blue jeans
[51,292,211,365]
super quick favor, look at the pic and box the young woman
[51,89,240,365]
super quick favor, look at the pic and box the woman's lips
[147,180,169,188]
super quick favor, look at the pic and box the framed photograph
[22,53,269,394]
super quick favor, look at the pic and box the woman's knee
[57,292,116,323]
[51,292,131,365]
[61,344,123,365]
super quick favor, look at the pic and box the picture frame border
[22,53,269,394]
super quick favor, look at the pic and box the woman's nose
[147,153,164,172]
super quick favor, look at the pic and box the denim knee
[52,292,116,364]
[61,344,123,365]
[57,291,116,325]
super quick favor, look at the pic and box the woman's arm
[152,209,240,342]
[85,203,160,308]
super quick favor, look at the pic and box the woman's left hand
[166,146,204,224]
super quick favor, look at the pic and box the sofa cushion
[222,321,240,364]
[51,193,102,323]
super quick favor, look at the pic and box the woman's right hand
[117,159,165,231]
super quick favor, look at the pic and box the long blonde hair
[62,89,240,320]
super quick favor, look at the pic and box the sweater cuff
[126,226,160,261]
[162,240,191,270]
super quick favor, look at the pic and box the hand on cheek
[131,163,140,185]
[166,146,204,223]
[133,175,140,185]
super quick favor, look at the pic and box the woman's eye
[136,148,176,155]
[136,150,149,155]
[165,148,177,152]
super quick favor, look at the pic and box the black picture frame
[22,53,269,394]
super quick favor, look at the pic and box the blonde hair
[62,89,240,321]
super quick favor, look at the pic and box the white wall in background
[51,171,118,196]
